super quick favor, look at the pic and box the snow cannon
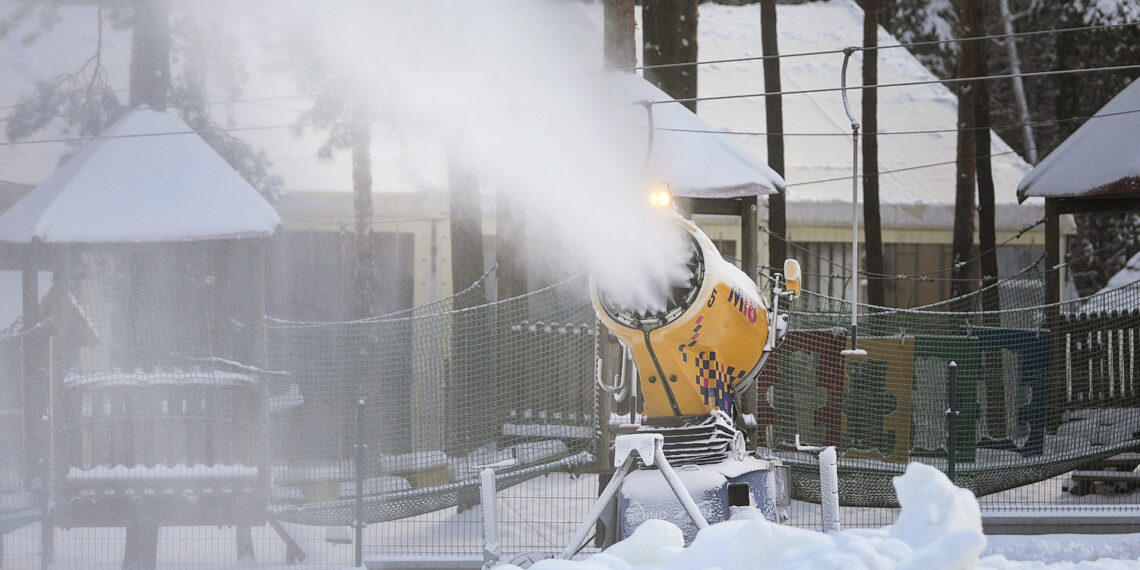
[591,212,800,462]
[580,199,800,547]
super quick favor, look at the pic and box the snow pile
[510,463,1140,569]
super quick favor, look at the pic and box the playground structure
[3,265,1140,566]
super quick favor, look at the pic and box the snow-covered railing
[1060,309,1140,409]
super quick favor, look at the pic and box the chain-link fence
[5,248,1140,567]
[265,275,600,560]
[766,272,1140,529]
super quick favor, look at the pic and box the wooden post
[238,237,268,563]
[741,198,759,446]
[21,242,41,489]
[1045,199,1063,432]
[595,330,620,547]
[597,0,637,545]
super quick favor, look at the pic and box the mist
[264,0,693,311]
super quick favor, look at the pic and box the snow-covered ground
[514,464,1140,570]
[4,466,1140,569]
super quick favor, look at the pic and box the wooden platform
[1066,452,1140,496]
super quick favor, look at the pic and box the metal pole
[840,47,862,352]
[946,362,959,484]
[819,446,840,534]
[795,434,841,534]
[354,399,365,568]
[480,467,501,566]
[560,453,637,560]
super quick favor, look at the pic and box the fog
[263,0,693,311]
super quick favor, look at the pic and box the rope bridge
[759,274,1140,507]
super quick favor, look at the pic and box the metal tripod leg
[559,453,637,560]
[559,433,709,560]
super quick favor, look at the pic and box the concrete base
[365,556,483,569]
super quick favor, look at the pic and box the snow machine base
[619,455,789,544]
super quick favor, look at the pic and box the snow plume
[270,0,693,309]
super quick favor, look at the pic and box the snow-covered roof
[0,0,1044,233]
[1017,77,1140,202]
[0,108,281,244]
[612,72,784,198]
[690,1,1039,229]
[1081,249,1140,313]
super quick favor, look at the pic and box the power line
[0,93,315,116]
[0,119,338,147]
[0,124,1029,196]
[643,107,1140,138]
[633,20,1140,72]
[659,63,1140,106]
[786,150,1019,188]
[5,60,1138,148]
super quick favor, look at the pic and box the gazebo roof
[1017,77,1140,203]
[0,107,280,244]
[612,72,785,199]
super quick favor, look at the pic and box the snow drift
[511,462,1138,569]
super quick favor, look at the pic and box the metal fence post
[946,361,958,484]
[480,466,501,566]
[354,398,366,568]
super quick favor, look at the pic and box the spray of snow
[263,0,693,310]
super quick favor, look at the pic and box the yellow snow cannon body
[591,211,800,464]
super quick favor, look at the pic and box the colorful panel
[960,327,1050,456]
[757,330,847,448]
[912,336,980,463]
[843,338,915,463]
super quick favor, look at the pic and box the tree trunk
[971,0,1000,315]
[604,0,636,71]
[862,0,885,308]
[129,0,170,111]
[951,0,978,306]
[643,0,699,112]
[495,195,526,301]
[448,140,485,299]
[998,0,1037,165]
[350,101,377,318]
[760,0,786,274]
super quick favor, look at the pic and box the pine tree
[1,0,282,200]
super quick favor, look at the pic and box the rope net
[4,244,1140,549]
[265,275,599,526]
[760,273,1140,508]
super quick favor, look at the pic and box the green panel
[912,336,979,463]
